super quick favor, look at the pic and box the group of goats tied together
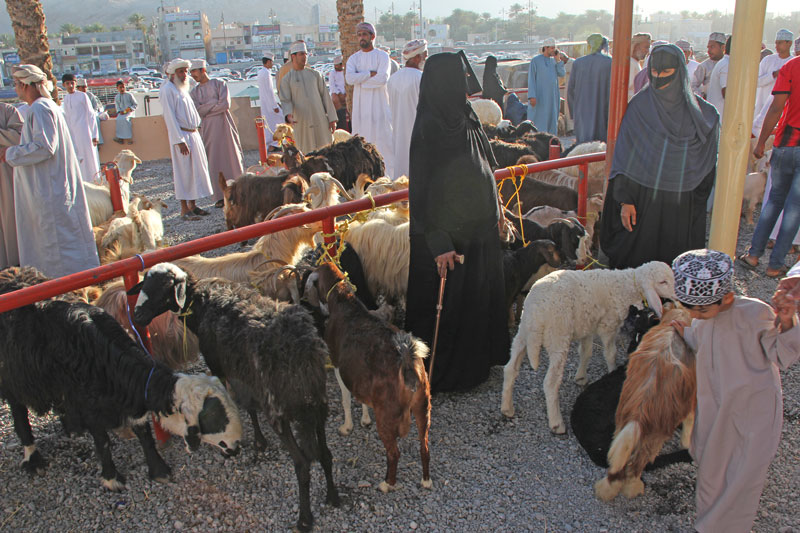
[0,111,721,530]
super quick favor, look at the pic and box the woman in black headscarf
[600,44,720,269]
[405,51,509,393]
[482,55,507,110]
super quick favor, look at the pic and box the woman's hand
[621,203,637,232]
[435,251,459,278]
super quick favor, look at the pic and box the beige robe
[684,296,800,533]
[0,103,22,268]
[278,68,337,154]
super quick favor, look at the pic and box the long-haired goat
[501,261,676,434]
[595,304,696,501]
[305,262,431,493]
[131,263,339,532]
[490,139,539,169]
[302,135,385,192]
[84,150,141,226]
[219,171,308,231]
[0,266,242,491]
[344,219,410,303]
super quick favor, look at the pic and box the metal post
[708,0,768,256]
[322,216,336,257]
[578,163,588,225]
[548,138,561,160]
[605,0,634,187]
[104,163,124,212]
[255,117,269,165]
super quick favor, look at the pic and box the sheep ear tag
[172,280,186,312]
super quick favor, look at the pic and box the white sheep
[500,261,676,434]
[332,129,352,143]
[560,141,607,194]
[84,150,141,226]
[471,98,503,126]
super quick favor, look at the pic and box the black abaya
[405,51,510,393]
[600,169,714,269]
[482,56,507,110]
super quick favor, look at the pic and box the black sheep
[505,212,587,263]
[482,120,538,142]
[131,263,339,532]
[489,139,539,169]
[302,135,385,191]
[0,266,242,491]
[520,131,562,161]
[570,306,692,469]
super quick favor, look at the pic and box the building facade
[156,7,212,63]
[52,30,148,74]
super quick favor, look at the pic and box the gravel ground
[0,151,797,533]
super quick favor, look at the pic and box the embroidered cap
[672,249,733,306]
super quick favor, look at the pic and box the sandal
[736,254,758,270]
[765,266,789,278]
[214,199,224,208]
[192,207,210,216]
[181,213,200,221]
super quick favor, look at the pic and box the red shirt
[772,56,800,148]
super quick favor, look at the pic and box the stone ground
[0,150,797,532]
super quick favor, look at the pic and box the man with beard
[527,37,566,134]
[629,33,650,101]
[61,73,99,182]
[691,32,726,98]
[387,39,427,179]
[1,65,99,277]
[190,58,244,208]
[328,55,348,131]
[257,54,282,146]
[278,41,337,154]
[160,58,213,220]
[345,22,394,173]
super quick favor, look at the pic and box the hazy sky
[363,0,798,20]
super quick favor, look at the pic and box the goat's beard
[171,75,190,93]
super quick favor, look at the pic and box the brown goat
[219,171,308,231]
[595,304,696,502]
[306,262,432,493]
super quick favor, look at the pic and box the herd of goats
[0,106,772,531]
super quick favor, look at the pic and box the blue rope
[134,253,146,271]
[126,299,155,401]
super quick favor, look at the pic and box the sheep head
[158,374,243,457]
[305,172,353,209]
[129,263,189,325]
[633,261,676,318]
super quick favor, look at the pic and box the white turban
[675,40,692,52]
[190,58,207,71]
[709,32,726,44]
[12,64,52,98]
[333,55,343,64]
[402,39,427,61]
[263,52,274,61]
[776,29,794,42]
[290,41,308,55]
[75,78,88,87]
[542,38,556,47]
[166,58,191,74]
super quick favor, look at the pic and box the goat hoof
[338,423,353,436]
[326,489,341,507]
[360,417,372,428]
[294,516,313,533]
[550,422,566,435]
[253,438,268,453]
[21,449,46,475]
[594,477,619,502]
[500,405,515,418]
[102,474,127,492]
[420,478,433,490]
[622,478,645,499]
[378,481,398,493]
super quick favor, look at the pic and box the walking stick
[428,254,465,381]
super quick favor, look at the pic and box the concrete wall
[97,96,262,164]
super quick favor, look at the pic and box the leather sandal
[765,266,789,278]
[736,254,758,270]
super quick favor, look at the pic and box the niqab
[610,44,719,192]
[481,55,507,109]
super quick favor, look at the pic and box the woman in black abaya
[600,44,720,269]
[405,51,509,393]
[481,55,507,110]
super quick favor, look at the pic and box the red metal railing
[255,117,269,165]
[0,152,605,315]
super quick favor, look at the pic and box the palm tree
[83,23,105,33]
[59,23,80,35]
[128,13,145,29]
[336,0,364,113]
[5,0,58,101]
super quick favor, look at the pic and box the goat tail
[394,332,429,391]
[608,421,640,475]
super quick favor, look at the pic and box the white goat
[741,150,770,225]
[305,172,353,208]
[501,261,676,434]
[345,219,410,303]
[84,150,141,226]
[472,98,503,126]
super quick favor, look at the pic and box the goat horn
[322,175,354,201]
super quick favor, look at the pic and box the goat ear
[171,280,187,312]
[126,281,144,295]
[305,271,321,307]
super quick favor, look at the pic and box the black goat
[520,131,561,161]
[505,211,587,262]
[483,120,538,142]
[131,264,338,532]
[503,239,563,323]
[490,139,539,169]
[0,266,242,491]
[302,135,385,191]
[570,306,692,469]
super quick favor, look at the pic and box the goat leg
[89,425,126,491]
[275,419,314,532]
[360,403,372,428]
[412,389,433,489]
[334,368,355,435]
[9,400,46,475]
[376,412,401,493]
[315,410,341,507]
[248,408,269,452]
[132,422,172,483]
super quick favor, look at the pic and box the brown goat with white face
[306,262,432,493]
[219,171,308,231]
[595,304,696,501]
